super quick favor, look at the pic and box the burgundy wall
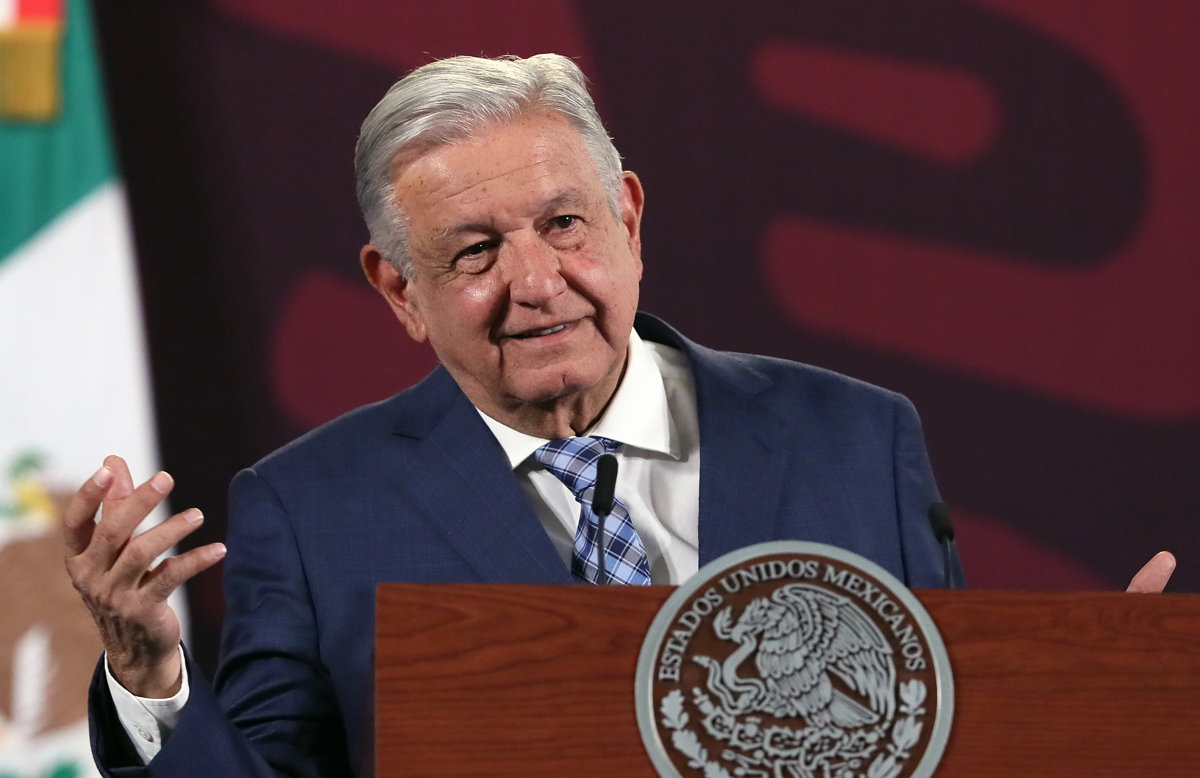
[93,0,1200,674]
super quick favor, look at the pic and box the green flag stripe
[0,0,115,263]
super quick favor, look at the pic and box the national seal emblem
[635,541,954,778]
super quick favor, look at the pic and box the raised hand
[62,455,225,698]
[1125,550,1177,594]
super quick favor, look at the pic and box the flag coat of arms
[1,1,180,776]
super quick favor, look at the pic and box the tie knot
[533,436,619,498]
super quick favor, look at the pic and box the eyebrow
[431,221,495,246]
[542,190,587,213]
[430,190,590,245]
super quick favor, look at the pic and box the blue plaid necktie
[533,437,653,586]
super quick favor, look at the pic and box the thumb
[1126,551,1176,593]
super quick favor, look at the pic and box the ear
[618,171,646,278]
[360,244,428,342]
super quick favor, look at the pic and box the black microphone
[927,501,958,590]
[593,454,618,585]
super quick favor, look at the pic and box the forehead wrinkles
[414,156,588,236]
[438,157,558,210]
[406,114,588,194]
[409,117,568,187]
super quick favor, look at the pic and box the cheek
[598,251,642,310]
[581,237,639,288]
[443,277,505,333]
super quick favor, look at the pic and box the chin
[508,366,609,406]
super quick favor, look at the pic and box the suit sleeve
[892,395,966,589]
[86,467,353,777]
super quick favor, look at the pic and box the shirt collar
[477,328,678,468]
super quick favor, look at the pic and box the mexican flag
[1,1,176,776]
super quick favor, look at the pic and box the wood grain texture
[925,590,1200,776]
[377,586,1200,777]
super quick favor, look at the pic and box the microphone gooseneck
[593,454,619,585]
[927,501,958,590]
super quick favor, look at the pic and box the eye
[454,239,497,263]
[547,214,580,230]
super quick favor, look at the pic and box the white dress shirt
[106,328,701,761]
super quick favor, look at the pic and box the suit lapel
[693,351,791,565]
[392,317,792,581]
[636,315,791,566]
[392,370,573,584]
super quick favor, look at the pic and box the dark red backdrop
[92,0,1200,673]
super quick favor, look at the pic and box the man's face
[368,111,644,429]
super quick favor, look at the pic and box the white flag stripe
[0,182,161,490]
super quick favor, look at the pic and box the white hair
[354,54,624,279]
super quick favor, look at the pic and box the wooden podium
[377,585,1200,777]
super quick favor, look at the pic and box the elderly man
[63,54,1171,777]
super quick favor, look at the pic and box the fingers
[64,456,143,558]
[63,465,116,556]
[141,542,226,603]
[1126,550,1177,593]
[103,454,136,502]
[110,507,206,585]
[88,471,175,571]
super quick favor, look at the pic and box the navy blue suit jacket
[88,314,959,777]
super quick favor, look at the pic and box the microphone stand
[927,501,958,590]
[593,454,619,586]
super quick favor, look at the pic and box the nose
[504,232,567,307]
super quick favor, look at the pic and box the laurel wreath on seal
[865,679,926,778]
[659,679,927,778]
[660,689,736,778]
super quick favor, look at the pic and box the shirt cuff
[103,645,190,764]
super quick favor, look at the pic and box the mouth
[510,322,569,339]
